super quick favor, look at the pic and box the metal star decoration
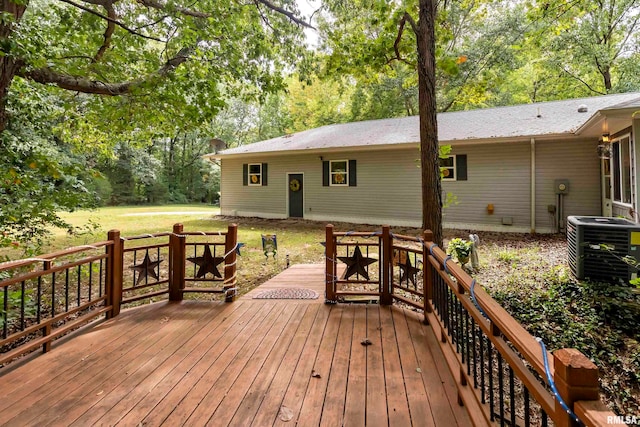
[131,253,163,286]
[338,245,377,280]
[398,255,421,286]
[187,245,225,278]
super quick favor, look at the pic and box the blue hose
[537,338,583,426]
[443,255,452,273]
[470,279,489,320]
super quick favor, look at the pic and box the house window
[330,160,348,186]
[612,135,633,204]
[243,163,268,186]
[248,164,262,185]
[323,159,357,187]
[440,156,456,180]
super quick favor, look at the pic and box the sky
[296,0,321,47]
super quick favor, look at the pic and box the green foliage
[497,249,520,265]
[0,288,37,329]
[0,80,98,253]
[10,0,312,147]
[490,266,640,413]
[447,237,473,263]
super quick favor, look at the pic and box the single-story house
[206,92,640,233]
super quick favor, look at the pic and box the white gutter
[531,138,536,234]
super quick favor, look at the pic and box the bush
[86,175,113,207]
[489,266,640,414]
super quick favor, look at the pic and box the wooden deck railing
[0,223,238,365]
[325,224,619,427]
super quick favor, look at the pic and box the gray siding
[444,143,531,230]
[534,139,601,231]
[221,150,422,226]
[221,139,602,233]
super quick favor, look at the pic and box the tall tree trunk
[417,0,443,245]
[0,0,26,132]
[602,67,612,92]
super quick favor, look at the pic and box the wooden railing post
[223,223,238,302]
[105,230,123,318]
[553,348,600,427]
[381,225,392,305]
[169,223,185,302]
[325,224,336,303]
[423,230,434,320]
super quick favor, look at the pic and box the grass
[28,205,328,296]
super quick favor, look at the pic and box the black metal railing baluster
[133,249,138,286]
[193,244,198,278]
[99,258,103,297]
[455,297,461,353]
[489,341,495,421]
[524,387,530,427]
[480,331,486,404]
[465,311,471,373]
[447,287,453,337]
[145,249,150,286]
[472,321,478,386]
[37,273,42,323]
[77,265,82,306]
[88,261,93,302]
[365,245,369,282]
[65,268,69,312]
[20,280,26,331]
[509,367,516,427]
[51,271,56,316]
[434,269,440,314]
[498,352,505,426]
[541,409,548,427]
[3,285,8,339]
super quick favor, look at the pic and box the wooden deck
[0,264,472,426]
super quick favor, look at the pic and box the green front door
[288,174,303,218]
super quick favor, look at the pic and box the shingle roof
[216,92,640,156]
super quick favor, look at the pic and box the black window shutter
[456,155,467,181]
[243,164,248,186]
[349,160,357,187]
[262,163,268,186]
[322,161,329,186]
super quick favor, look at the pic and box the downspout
[633,114,640,222]
[531,138,536,234]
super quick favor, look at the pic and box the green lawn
[55,204,221,239]
[48,204,327,295]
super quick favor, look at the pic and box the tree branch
[137,0,210,18]
[389,12,417,67]
[255,0,313,28]
[560,66,606,95]
[56,0,165,42]
[18,48,192,95]
[94,2,116,62]
[403,11,418,35]
[20,67,134,95]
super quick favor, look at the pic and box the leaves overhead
[7,0,312,142]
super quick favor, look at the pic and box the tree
[318,0,444,243]
[1,0,312,137]
[0,79,97,252]
[0,0,311,250]
[529,0,640,94]
[414,0,443,245]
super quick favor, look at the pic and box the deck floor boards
[1,264,474,426]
